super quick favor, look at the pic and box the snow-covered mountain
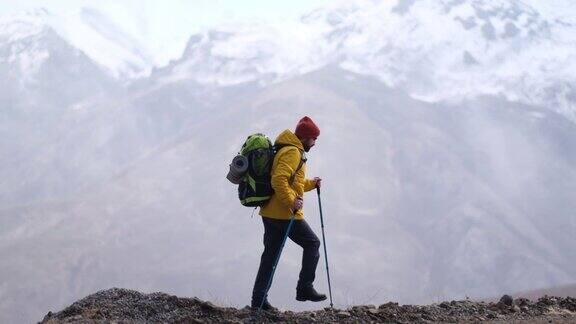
[1,1,575,323]
[0,11,118,110]
[3,1,575,120]
[324,0,576,121]
[0,8,155,80]
[153,0,576,122]
[0,9,123,207]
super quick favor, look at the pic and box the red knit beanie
[295,116,320,139]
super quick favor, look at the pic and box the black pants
[252,217,321,304]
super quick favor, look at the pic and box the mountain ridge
[40,287,576,323]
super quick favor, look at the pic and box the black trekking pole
[316,187,334,308]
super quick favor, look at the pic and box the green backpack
[236,133,304,207]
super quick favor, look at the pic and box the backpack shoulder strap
[274,144,305,185]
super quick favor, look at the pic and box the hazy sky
[0,0,335,22]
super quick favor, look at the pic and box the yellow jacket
[260,129,317,220]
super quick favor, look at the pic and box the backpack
[234,133,304,207]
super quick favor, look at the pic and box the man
[251,116,327,311]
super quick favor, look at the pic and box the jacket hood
[274,129,304,150]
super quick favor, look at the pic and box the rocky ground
[40,288,576,323]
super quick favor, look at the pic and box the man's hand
[293,196,303,211]
[314,177,322,189]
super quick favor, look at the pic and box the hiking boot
[296,286,327,302]
[251,299,277,312]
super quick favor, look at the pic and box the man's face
[302,137,317,152]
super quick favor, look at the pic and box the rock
[499,295,514,307]
[337,311,351,318]
[368,308,380,315]
[379,302,398,309]
[516,298,530,307]
[408,314,423,321]
[560,297,576,312]
[422,314,435,321]
[200,301,217,312]
[187,319,205,324]
[41,311,53,322]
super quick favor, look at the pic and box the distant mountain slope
[2,67,575,323]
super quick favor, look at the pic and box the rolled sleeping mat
[226,154,249,184]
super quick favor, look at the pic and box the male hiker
[251,116,327,311]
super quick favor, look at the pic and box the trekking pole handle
[316,186,320,195]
